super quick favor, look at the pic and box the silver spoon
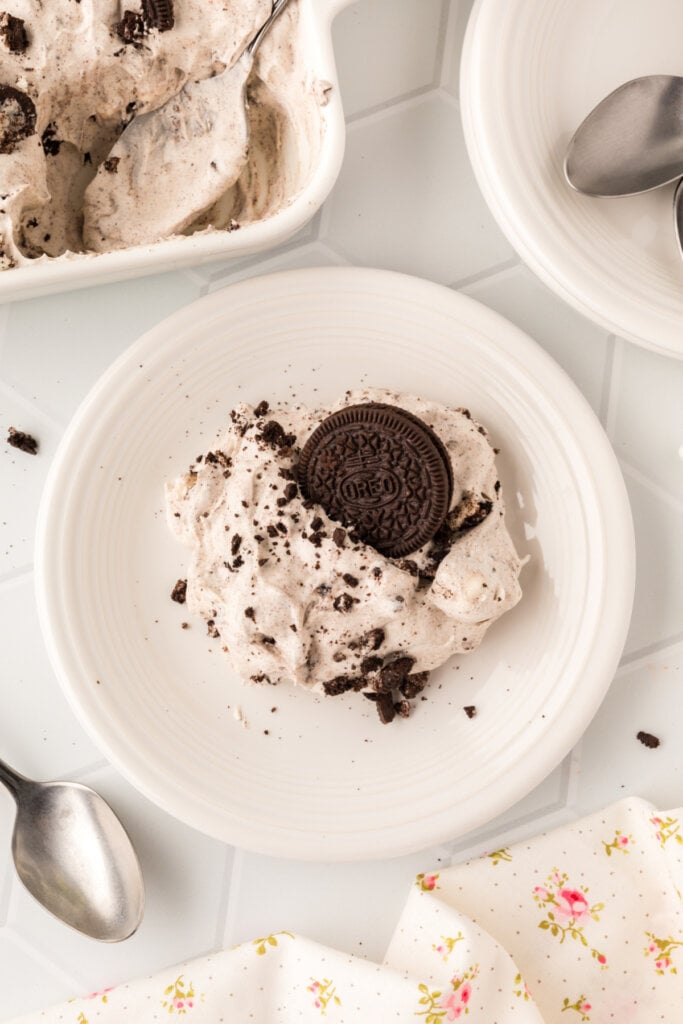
[673,178,683,260]
[83,0,293,251]
[0,757,144,941]
[565,75,683,197]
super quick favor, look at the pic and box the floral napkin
[9,797,683,1024]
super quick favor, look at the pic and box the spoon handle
[0,757,27,800]
[246,0,293,58]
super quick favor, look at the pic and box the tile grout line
[597,334,617,429]
[617,633,683,672]
[0,565,34,590]
[449,256,520,292]
[619,458,683,513]
[212,845,237,951]
[602,335,624,440]
[219,845,245,949]
[433,0,455,93]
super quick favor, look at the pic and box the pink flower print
[442,994,463,1020]
[557,888,590,921]
[423,874,437,890]
[86,988,114,1001]
[460,983,471,1005]
[533,886,549,899]
[597,954,607,966]
[648,943,657,952]
[619,835,629,846]
[652,817,663,825]
[581,1004,592,1013]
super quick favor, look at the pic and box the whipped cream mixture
[0,0,324,266]
[166,390,524,703]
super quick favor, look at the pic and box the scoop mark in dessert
[6,426,38,454]
[298,403,453,558]
[0,13,28,53]
[0,85,36,154]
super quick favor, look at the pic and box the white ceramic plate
[35,268,634,860]
[461,0,683,360]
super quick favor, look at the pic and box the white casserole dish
[0,0,355,303]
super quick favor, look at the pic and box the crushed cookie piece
[332,527,346,548]
[0,13,28,53]
[170,578,187,604]
[636,730,660,749]
[342,573,359,588]
[463,705,477,719]
[207,619,220,639]
[244,607,255,620]
[6,426,38,454]
[333,592,358,613]
[103,156,120,173]
[375,656,415,693]
[360,655,382,676]
[231,534,242,556]
[323,676,356,696]
[400,671,428,699]
[376,692,395,725]
[394,699,411,719]
[254,400,269,418]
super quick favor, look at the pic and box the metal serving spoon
[0,757,144,941]
[83,0,292,251]
[673,178,683,260]
[565,75,683,197]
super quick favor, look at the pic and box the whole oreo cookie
[0,84,36,154]
[298,403,453,558]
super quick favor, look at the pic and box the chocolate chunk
[254,400,269,418]
[103,156,120,173]
[375,656,415,693]
[259,419,296,450]
[41,122,61,156]
[636,730,660,749]
[400,671,428,699]
[463,705,477,719]
[332,527,346,548]
[0,84,36,153]
[0,13,28,53]
[6,426,37,454]
[360,655,382,676]
[170,578,187,604]
[298,403,452,558]
[323,676,356,696]
[375,692,395,725]
[333,593,358,613]
[142,0,174,30]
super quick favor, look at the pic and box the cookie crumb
[6,426,38,455]
[170,578,187,604]
[636,730,660,749]
[463,705,477,719]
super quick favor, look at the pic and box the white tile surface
[0,0,681,1016]
[332,0,446,118]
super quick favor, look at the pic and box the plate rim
[34,266,636,860]
[460,0,683,361]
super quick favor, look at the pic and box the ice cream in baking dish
[0,0,327,268]
[166,389,524,724]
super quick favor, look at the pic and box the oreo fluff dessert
[165,389,524,723]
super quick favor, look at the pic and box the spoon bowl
[0,759,144,941]
[565,75,683,197]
